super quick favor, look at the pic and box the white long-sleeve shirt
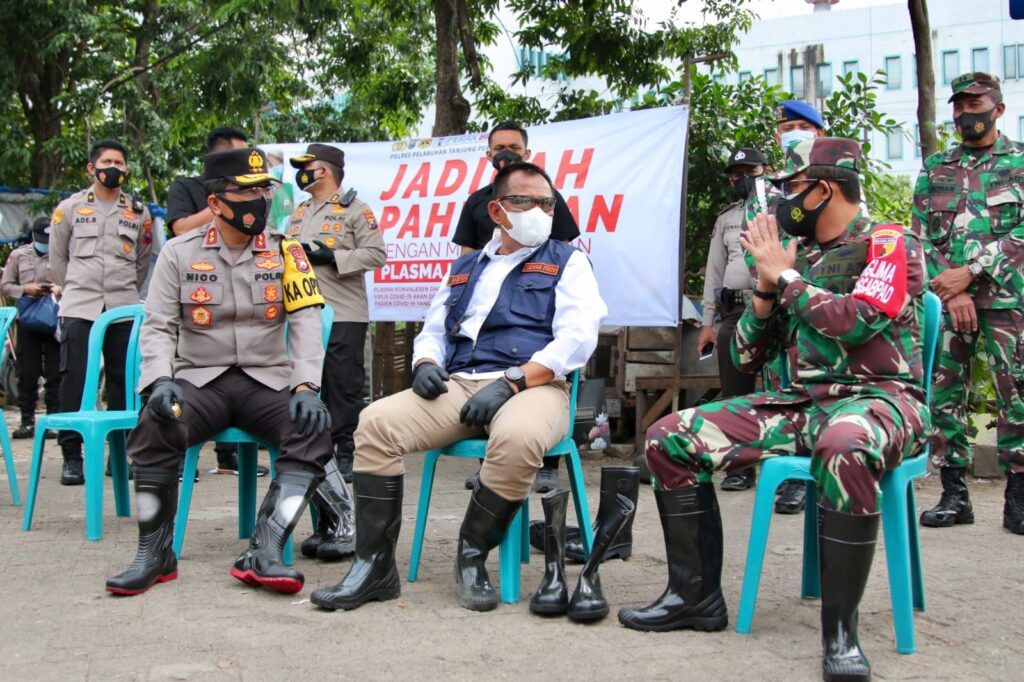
[413,236,607,380]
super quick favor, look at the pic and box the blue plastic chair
[173,304,335,566]
[22,305,145,540]
[736,291,941,655]
[407,370,594,604]
[0,307,22,505]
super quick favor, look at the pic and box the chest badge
[265,305,281,320]
[190,261,216,272]
[122,243,132,254]
[77,207,95,216]
[191,306,212,327]
[264,284,280,302]
[190,287,213,304]
[121,211,138,221]
[255,257,282,270]
[324,237,336,247]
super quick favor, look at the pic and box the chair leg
[801,482,821,599]
[237,443,257,540]
[565,445,594,558]
[83,428,106,541]
[0,417,21,506]
[21,427,47,530]
[408,450,441,582]
[736,461,791,634]
[498,504,524,604]
[520,499,530,564]
[108,430,131,517]
[882,480,917,655]
[907,484,926,612]
[174,447,202,558]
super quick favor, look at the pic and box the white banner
[263,105,686,326]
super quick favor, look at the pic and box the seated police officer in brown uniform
[106,148,333,596]
[311,162,606,613]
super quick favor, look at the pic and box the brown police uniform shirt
[49,188,153,321]
[138,224,324,393]
[1,244,54,299]
[285,191,386,323]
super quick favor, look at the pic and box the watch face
[505,367,525,381]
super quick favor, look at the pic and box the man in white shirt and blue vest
[311,162,607,613]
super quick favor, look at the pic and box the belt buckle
[740,290,754,307]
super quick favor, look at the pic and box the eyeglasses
[220,185,275,200]
[779,178,845,196]
[498,195,556,211]
[729,169,763,182]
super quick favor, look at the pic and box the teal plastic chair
[408,370,594,604]
[22,305,144,540]
[0,307,22,505]
[173,304,335,566]
[736,291,941,655]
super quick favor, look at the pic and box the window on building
[817,63,833,97]
[942,50,960,84]
[1005,45,1018,80]
[739,71,752,83]
[764,67,780,86]
[887,129,904,160]
[843,60,859,78]
[1019,45,1024,78]
[1019,115,1024,141]
[972,47,990,74]
[790,65,805,99]
[884,56,901,89]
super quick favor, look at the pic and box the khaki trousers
[354,377,570,501]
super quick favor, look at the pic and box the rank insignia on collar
[329,194,340,203]
[191,306,212,326]
[253,232,268,250]
[294,207,306,218]
[205,227,218,245]
[87,192,95,202]
[189,287,213,304]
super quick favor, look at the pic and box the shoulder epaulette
[339,188,357,206]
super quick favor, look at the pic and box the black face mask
[776,181,830,240]
[954,109,996,142]
[95,167,126,189]
[295,168,321,192]
[491,150,522,171]
[732,175,756,201]
[216,194,269,236]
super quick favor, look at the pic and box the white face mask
[499,205,553,247]
[779,128,816,151]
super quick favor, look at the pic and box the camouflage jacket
[731,215,928,421]
[910,133,1024,309]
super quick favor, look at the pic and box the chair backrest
[920,291,941,404]
[80,304,145,412]
[0,306,18,341]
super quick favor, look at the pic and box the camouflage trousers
[931,308,1024,474]
[646,392,923,515]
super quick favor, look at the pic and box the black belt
[720,287,753,312]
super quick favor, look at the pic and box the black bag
[17,294,58,335]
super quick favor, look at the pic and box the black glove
[146,377,183,423]
[411,362,450,400]
[460,379,516,427]
[302,240,335,266]
[290,389,332,437]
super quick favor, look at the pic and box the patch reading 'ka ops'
[447,274,470,286]
[522,262,560,276]
[191,306,212,327]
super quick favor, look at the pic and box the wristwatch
[967,260,983,278]
[777,268,803,292]
[295,382,320,394]
[504,366,527,392]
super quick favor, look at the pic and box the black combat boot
[530,489,570,615]
[311,473,403,610]
[1004,472,1024,535]
[530,466,639,563]
[335,445,354,483]
[106,467,179,595]
[313,458,357,561]
[455,482,524,611]
[618,483,728,632]
[920,466,974,527]
[775,479,807,514]
[231,470,319,594]
[567,492,635,622]
[12,413,34,439]
[721,466,755,491]
[819,505,880,682]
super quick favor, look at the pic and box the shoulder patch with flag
[852,224,908,318]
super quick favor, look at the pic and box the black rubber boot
[1004,472,1024,535]
[819,505,880,682]
[314,457,357,561]
[920,467,974,527]
[106,467,179,595]
[721,466,755,491]
[775,479,807,514]
[231,470,319,595]
[456,482,524,611]
[529,466,639,562]
[335,446,354,483]
[568,492,635,622]
[529,489,570,615]
[12,415,34,439]
[618,483,728,632]
[311,473,403,611]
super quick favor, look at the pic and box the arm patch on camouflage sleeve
[280,237,325,313]
[851,224,908,318]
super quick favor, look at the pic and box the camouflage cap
[768,137,861,182]
[948,72,1001,102]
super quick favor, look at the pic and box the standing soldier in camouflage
[620,139,928,682]
[49,139,153,486]
[912,73,1024,534]
[1,217,60,439]
[285,143,387,560]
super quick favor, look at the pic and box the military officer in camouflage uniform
[106,148,334,597]
[620,139,928,682]
[912,73,1024,534]
[49,139,153,486]
[286,143,387,560]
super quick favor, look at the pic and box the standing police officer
[912,73,1024,534]
[286,143,387,559]
[49,139,152,485]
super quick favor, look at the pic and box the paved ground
[0,420,1020,681]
